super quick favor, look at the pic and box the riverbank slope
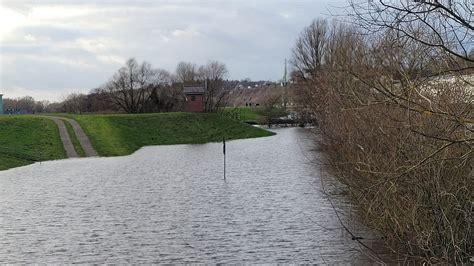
[0,113,274,170]
[59,112,275,156]
[0,116,66,171]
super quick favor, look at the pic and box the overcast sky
[0,0,347,101]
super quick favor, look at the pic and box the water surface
[0,128,385,263]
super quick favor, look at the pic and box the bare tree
[176,62,198,83]
[61,93,87,114]
[106,58,167,113]
[349,0,473,69]
[44,102,62,113]
[290,19,341,124]
[34,100,49,113]
[82,88,118,113]
[4,96,36,114]
[258,94,288,127]
[198,60,229,112]
[146,83,185,113]
[290,18,330,81]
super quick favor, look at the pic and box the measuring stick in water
[223,137,226,180]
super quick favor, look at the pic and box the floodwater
[0,128,387,263]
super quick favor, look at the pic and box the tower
[282,59,288,108]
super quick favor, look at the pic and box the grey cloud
[1,54,115,90]
[0,0,347,101]
[17,25,85,41]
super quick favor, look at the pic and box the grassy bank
[0,116,66,171]
[63,112,275,156]
[223,106,290,125]
[222,107,263,123]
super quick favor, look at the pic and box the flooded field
[0,128,387,263]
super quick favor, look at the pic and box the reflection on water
[0,128,387,263]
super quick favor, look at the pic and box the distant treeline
[2,59,283,115]
[2,96,53,114]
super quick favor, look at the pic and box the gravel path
[59,118,98,157]
[48,117,79,158]
[43,116,98,158]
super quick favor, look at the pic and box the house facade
[183,86,205,112]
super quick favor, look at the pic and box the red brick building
[183,85,206,112]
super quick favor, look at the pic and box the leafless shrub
[292,17,473,263]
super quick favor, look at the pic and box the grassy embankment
[222,107,263,124]
[0,116,66,171]
[62,112,275,156]
[0,113,274,170]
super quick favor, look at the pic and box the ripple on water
[0,128,388,264]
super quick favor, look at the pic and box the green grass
[64,120,86,157]
[63,112,275,156]
[223,107,263,123]
[0,116,66,171]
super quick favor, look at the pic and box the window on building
[191,95,196,101]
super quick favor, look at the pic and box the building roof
[183,86,205,95]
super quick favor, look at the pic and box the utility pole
[0,94,3,115]
[282,59,288,108]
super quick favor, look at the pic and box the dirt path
[43,116,98,158]
[60,118,98,157]
[48,117,79,158]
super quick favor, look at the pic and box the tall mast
[282,59,288,108]
[0,94,3,115]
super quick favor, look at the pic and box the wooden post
[223,137,226,180]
